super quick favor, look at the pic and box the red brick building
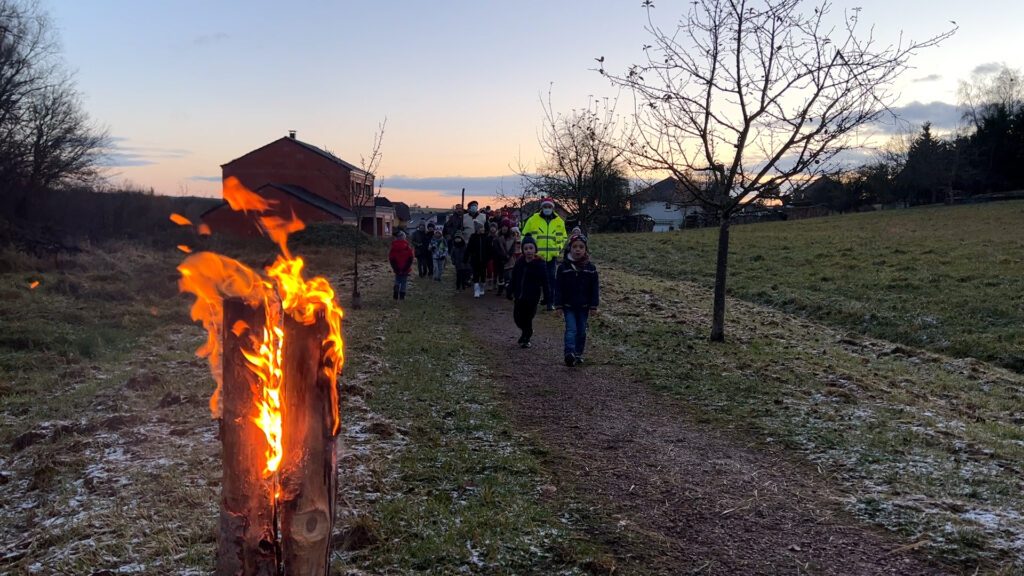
[202,132,394,236]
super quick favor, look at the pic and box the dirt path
[464,296,951,576]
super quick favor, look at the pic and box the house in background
[631,177,706,232]
[202,131,394,237]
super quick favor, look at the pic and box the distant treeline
[795,66,1024,213]
[0,185,220,247]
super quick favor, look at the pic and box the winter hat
[454,232,465,242]
[521,235,538,250]
[500,217,511,228]
[568,234,588,250]
[511,226,520,235]
[396,231,407,239]
[540,198,554,208]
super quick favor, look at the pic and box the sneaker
[574,355,583,366]
[564,354,576,367]
[520,341,532,349]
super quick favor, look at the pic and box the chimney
[288,130,296,139]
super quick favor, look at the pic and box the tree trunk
[709,217,730,342]
[351,243,362,310]
[218,298,279,576]
[279,313,338,575]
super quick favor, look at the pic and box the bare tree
[347,119,386,309]
[603,0,954,341]
[958,64,1023,131]
[517,88,629,227]
[1,0,107,216]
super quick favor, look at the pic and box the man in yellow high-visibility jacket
[520,198,567,310]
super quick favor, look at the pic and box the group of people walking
[388,198,600,367]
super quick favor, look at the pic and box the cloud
[912,73,942,83]
[872,101,961,134]
[194,32,229,46]
[187,175,221,182]
[382,175,525,195]
[972,62,1003,76]
[98,138,191,167]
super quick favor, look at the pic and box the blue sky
[48,0,1024,206]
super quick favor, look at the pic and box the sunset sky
[48,0,1024,208]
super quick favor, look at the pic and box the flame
[197,223,212,236]
[29,280,39,289]
[170,213,193,226]
[177,178,344,478]
[224,175,272,212]
[177,245,193,254]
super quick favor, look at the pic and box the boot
[393,286,399,300]
[399,291,406,300]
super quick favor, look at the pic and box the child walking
[450,233,470,291]
[388,231,415,301]
[429,228,448,281]
[509,235,546,348]
[466,221,491,298]
[554,234,599,366]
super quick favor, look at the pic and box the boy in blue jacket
[554,234,599,366]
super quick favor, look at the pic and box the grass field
[3,201,1023,573]
[0,240,608,574]
[591,201,1024,372]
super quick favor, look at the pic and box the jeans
[563,308,590,356]
[417,257,429,277]
[542,258,558,305]
[393,274,408,298]
[433,258,446,280]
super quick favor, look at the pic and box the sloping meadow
[593,201,1024,373]
[587,203,1024,570]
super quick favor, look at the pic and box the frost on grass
[599,268,1024,567]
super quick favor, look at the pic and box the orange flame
[29,280,40,289]
[223,176,272,212]
[170,213,193,226]
[197,223,212,236]
[177,178,344,478]
[177,245,193,254]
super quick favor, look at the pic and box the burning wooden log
[280,312,337,574]
[217,300,340,575]
[177,177,345,575]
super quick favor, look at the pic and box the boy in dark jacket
[509,235,547,348]
[554,234,599,366]
[449,233,470,291]
[388,231,415,300]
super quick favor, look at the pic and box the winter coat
[442,214,462,240]
[554,257,599,310]
[410,229,431,257]
[388,238,415,276]
[520,212,567,262]
[504,239,522,271]
[462,212,487,239]
[510,257,547,302]
[494,233,515,267]
[450,240,470,271]
[429,237,448,260]
[465,232,491,267]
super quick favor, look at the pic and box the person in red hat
[519,198,567,310]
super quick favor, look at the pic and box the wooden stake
[218,298,278,576]
[280,312,338,575]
